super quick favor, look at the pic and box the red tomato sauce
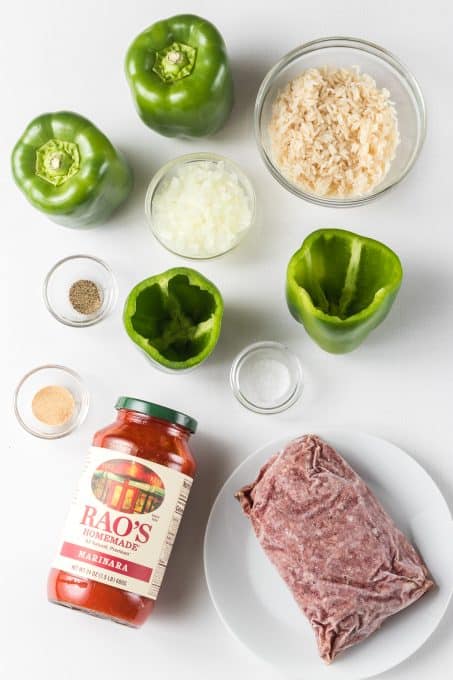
[48,400,196,626]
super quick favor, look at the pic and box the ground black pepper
[69,279,102,315]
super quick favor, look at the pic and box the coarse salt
[239,357,292,408]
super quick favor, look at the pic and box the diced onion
[151,160,253,258]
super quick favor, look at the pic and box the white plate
[204,429,453,680]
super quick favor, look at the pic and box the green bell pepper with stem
[286,229,403,354]
[125,14,234,138]
[124,268,224,371]
[11,111,132,228]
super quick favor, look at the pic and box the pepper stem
[167,51,183,64]
[48,153,64,170]
[152,41,197,83]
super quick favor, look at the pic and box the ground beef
[235,435,434,663]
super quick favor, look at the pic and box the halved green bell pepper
[124,267,224,370]
[125,14,234,138]
[286,229,403,353]
[11,111,132,228]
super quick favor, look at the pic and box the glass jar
[48,397,197,626]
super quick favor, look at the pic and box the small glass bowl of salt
[145,152,255,259]
[230,341,303,414]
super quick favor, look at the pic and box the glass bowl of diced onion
[145,152,256,259]
[255,37,426,207]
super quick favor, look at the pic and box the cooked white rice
[269,66,400,198]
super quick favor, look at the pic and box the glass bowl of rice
[255,37,426,207]
[145,152,255,259]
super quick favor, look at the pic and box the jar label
[52,446,193,599]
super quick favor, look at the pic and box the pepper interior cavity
[124,268,224,370]
[294,233,398,318]
[286,229,403,353]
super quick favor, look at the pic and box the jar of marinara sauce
[48,397,197,626]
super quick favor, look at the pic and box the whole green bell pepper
[286,229,403,353]
[11,111,132,228]
[124,267,224,371]
[125,14,234,138]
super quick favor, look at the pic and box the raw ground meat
[235,435,434,663]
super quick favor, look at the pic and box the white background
[1,1,452,678]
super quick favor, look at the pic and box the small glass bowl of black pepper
[43,255,118,327]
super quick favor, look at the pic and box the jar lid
[115,396,197,433]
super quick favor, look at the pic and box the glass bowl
[230,342,303,414]
[255,37,426,207]
[14,365,89,439]
[145,152,256,259]
[43,255,118,327]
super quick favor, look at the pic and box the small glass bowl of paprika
[14,364,89,439]
[43,254,118,327]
